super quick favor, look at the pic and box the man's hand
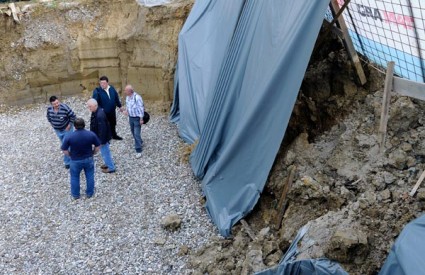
[65,124,71,131]
[140,119,144,125]
[63,150,70,156]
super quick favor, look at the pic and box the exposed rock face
[0,0,193,106]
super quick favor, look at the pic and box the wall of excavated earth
[0,0,193,106]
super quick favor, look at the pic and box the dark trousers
[105,111,118,137]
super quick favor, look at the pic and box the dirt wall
[0,0,193,106]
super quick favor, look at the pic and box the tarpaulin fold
[172,0,330,236]
[170,0,245,143]
[256,226,348,275]
[379,214,425,275]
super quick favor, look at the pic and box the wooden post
[274,166,296,230]
[378,61,395,153]
[8,3,20,24]
[331,0,367,85]
[328,0,351,27]
[314,0,351,50]
[240,219,256,241]
[410,170,425,197]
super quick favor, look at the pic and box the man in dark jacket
[92,75,123,140]
[87,98,116,173]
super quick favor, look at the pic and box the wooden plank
[240,219,256,241]
[328,0,351,27]
[410,170,425,196]
[331,0,367,85]
[393,76,425,100]
[314,0,351,50]
[8,3,20,24]
[274,166,296,230]
[378,61,395,153]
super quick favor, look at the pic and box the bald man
[87,99,116,173]
[123,85,145,159]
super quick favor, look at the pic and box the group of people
[46,76,146,199]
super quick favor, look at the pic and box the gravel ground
[0,96,217,274]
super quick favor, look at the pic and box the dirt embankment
[3,2,424,274]
[0,0,193,107]
[188,32,425,275]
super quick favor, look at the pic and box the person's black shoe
[112,135,123,140]
[65,164,70,169]
[102,168,116,173]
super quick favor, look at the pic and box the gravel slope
[0,96,216,274]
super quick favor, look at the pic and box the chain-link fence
[326,0,425,82]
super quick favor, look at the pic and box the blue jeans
[129,117,143,153]
[54,124,74,165]
[100,143,115,171]
[70,157,95,198]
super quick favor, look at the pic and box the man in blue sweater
[46,95,76,169]
[87,98,116,173]
[92,76,124,140]
[61,118,100,199]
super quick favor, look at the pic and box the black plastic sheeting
[379,214,425,275]
[256,226,348,275]
[171,0,330,237]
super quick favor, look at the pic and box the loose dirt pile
[188,37,425,275]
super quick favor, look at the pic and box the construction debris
[1,2,22,23]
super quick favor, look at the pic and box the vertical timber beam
[406,0,425,82]
[378,61,395,154]
[274,166,296,230]
[331,0,367,85]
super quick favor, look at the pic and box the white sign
[337,0,425,81]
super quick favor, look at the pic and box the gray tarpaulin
[170,0,245,143]
[171,0,330,236]
[256,226,348,275]
[379,214,425,275]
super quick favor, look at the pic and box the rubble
[187,36,425,274]
[161,213,182,231]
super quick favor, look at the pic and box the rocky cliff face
[0,0,192,106]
